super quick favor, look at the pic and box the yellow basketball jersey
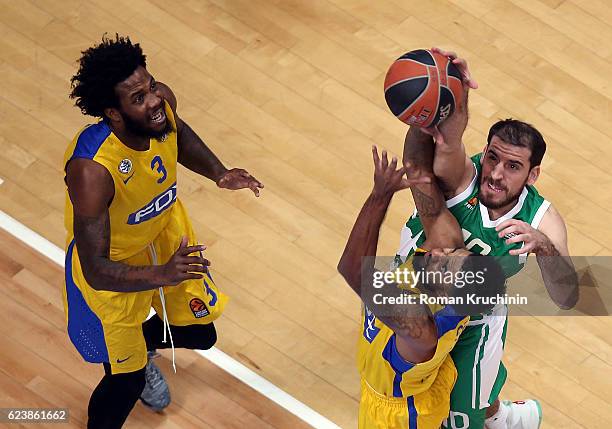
[358,254,469,399]
[64,101,179,260]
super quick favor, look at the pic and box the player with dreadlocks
[63,34,263,428]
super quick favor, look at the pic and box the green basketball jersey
[394,153,550,278]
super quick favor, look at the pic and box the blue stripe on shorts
[407,395,418,429]
[65,240,109,363]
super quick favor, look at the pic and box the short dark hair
[449,254,507,316]
[70,34,147,118]
[487,119,546,167]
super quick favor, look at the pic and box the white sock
[485,401,509,429]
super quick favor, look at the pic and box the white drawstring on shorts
[148,244,176,373]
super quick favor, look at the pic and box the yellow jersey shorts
[63,200,228,375]
[359,355,457,429]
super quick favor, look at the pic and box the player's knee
[198,323,217,350]
[175,322,218,350]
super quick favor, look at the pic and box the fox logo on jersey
[127,183,177,225]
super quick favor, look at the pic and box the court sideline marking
[0,207,341,429]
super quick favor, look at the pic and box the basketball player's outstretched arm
[337,148,435,343]
[66,159,209,292]
[158,83,264,197]
[406,48,476,198]
[403,127,465,250]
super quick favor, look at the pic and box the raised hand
[217,168,264,197]
[423,48,477,146]
[372,146,430,198]
[431,47,478,90]
[159,236,210,285]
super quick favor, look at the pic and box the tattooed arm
[496,206,578,309]
[66,159,208,292]
[338,148,438,361]
[403,126,464,250]
[156,82,226,182]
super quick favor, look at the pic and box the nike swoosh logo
[116,356,132,363]
[123,172,135,185]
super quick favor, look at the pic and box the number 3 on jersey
[151,155,167,184]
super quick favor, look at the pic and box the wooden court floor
[0,229,312,428]
[1,0,612,427]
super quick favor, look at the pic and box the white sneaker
[504,399,542,429]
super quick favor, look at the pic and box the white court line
[0,209,341,429]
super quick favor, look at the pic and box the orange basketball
[384,49,463,128]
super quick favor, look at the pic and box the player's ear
[527,165,540,185]
[104,107,122,124]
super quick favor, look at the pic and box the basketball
[384,49,464,128]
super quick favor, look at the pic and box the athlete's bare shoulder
[66,158,114,216]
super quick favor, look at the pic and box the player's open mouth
[151,109,166,125]
[487,182,504,193]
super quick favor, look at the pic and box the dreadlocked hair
[70,34,147,118]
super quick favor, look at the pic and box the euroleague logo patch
[118,159,132,174]
[189,298,210,318]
